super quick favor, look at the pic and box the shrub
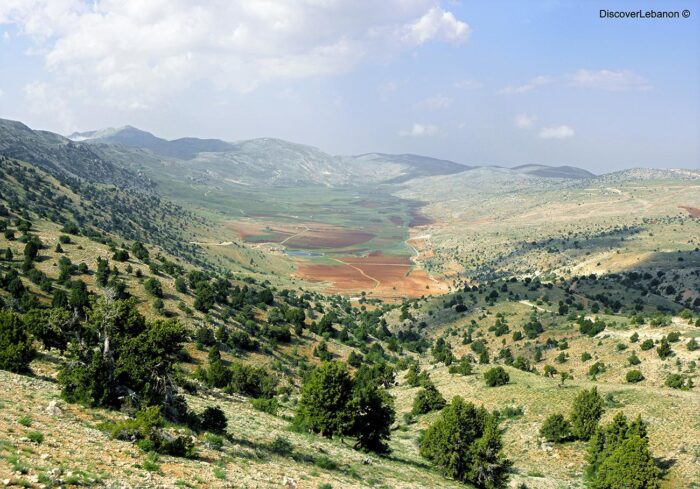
[412,382,446,415]
[315,455,338,470]
[448,356,473,375]
[0,310,36,373]
[588,361,606,378]
[569,388,604,441]
[640,339,654,351]
[144,278,164,298]
[625,370,644,383]
[540,414,571,442]
[420,396,511,488]
[543,364,557,377]
[512,356,531,372]
[579,318,606,337]
[251,397,279,415]
[656,339,673,359]
[581,352,592,362]
[269,435,293,456]
[484,366,510,387]
[627,353,641,366]
[199,406,227,433]
[27,431,44,444]
[204,433,224,451]
[227,362,277,398]
[112,250,130,262]
[666,331,681,343]
[665,374,688,390]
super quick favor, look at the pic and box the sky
[0,0,698,172]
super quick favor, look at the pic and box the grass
[17,416,32,427]
[26,431,44,444]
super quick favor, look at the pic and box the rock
[362,457,373,465]
[40,453,50,460]
[46,400,62,417]
[29,475,40,483]
[2,480,10,487]
[282,476,298,488]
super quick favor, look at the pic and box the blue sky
[1,0,698,172]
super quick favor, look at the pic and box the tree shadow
[654,456,676,478]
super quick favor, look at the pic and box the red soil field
[284,229,374,249]
[408,207,433,227]
[295,252,448,299]
[679,206,700,218]
[227,220,375,249]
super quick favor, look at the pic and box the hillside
[0,117,698,489]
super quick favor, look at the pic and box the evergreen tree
[484,366,510,387]
[144,277,164,298]
[412,381,446,415]
[347,366,396,453]
[205,348,230,388]
[540,413,572,442]
[587,413,659,489]
[420,396,511,488]
[570,387,604,441]
[96,257,110,287]
[0,310,36,373]
[295,361,353,438]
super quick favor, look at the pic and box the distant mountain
[593,168,700,183]
[511,164,595,179]
[64,125,474,186]
[350,153,470,183]
[0,118,143,188]
[189,137,354,186]
[69,126,236,160]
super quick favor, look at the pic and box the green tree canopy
[570,387,604,441]
[420,396,511,488]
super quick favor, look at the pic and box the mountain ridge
[64,122,602,185]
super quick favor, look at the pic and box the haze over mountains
[65,122,598,185]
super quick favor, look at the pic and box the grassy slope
[386,281,700,488]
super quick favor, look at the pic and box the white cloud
[399,123,439,137]
[567,69,651,91]
[539,125,574,139]
[500,75,554,94]
[403,7,470,45]
[0,1,470,108]
[454,79,481,90]
[501,69,651,94]
[417,94,453,110]
[24,81,74,131]
[514,113,536,129]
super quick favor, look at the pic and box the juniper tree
[570,387,604,441]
